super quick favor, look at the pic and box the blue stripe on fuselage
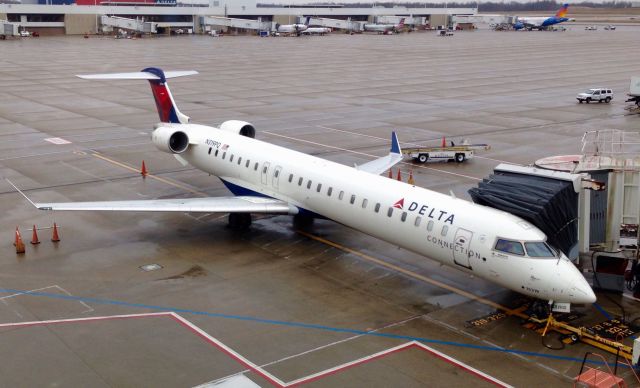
[219,178,324,219]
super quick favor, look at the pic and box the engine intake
[152,127,190,154]
[220,120,256,138]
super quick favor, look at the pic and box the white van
[577,88,613,103]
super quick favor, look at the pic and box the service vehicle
[576,88,613,103]
[402,140,490,163]
[626,77,640,106]
[604,25,616,30]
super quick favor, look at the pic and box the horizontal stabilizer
[77,70,198,81]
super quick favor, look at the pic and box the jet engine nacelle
[219,120,256,138]
[152,126,190,154]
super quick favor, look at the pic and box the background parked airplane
[364,18,405,34]
[514,4,570,30]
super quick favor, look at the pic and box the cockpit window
[525,242,555,257]
[494,239,525,256]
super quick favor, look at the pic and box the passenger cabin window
[339,191,344,200]
[263,166,268,174]
[246,160,250,168]
[414,216,421,227]
[495,239,525,256]
[401,212,407,222]
[374,203,380,213]
[327,187,332,196]
[316,183,322,192]
[427,220,434,231]
[298,177,303,186]
[441,225,448,236]
[307,180,312,189]
[525,242,555,257]
[238,157,242,165]
[350,195,356,204]
[254,162,259,170]
[274,169,279,178]
[222,152,226,160]
[362,199,368,208]
[288,174,293,183]
[230,155,234,162]
[387,207,393,217]
[208,147,212,155]
[215,149,219,157]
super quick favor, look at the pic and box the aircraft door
[272,166,282,190]
[261,162,270,185]
[453,228,473,269]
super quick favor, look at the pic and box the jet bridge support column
[605,171,624,252]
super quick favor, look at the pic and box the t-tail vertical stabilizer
[76,67,198,124]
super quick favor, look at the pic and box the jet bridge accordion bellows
[468,171,579,256]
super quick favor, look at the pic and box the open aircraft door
[453,228,473,269]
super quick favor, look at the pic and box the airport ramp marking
[315,125,516,165]
[263,130,482,181]
[0,284,93,313]
[0,311,511,387]
[296,230,528,320]
[91,152,208,197]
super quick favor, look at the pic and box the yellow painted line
[296,230,528,319]
[92,152,207,197]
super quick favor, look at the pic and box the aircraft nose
[565,261,596,304]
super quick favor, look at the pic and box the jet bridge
[304,17,363,32]
[200,16,271,32]
[100,16,157,34]
[469,164,583,259]
[0,20,19,38]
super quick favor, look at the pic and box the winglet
[5,178,40,209]
[391,131,402,154]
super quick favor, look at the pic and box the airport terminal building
[0,0,477,35]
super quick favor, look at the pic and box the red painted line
[0,313,510,387]
[290,343,413,386]
[169,314,284,387]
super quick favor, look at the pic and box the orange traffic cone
[141,160,148,177]
[31,225,40,245]
[14,227,25,254]
[408,170,415,185]
[388,169,393,179]
[51,222,60,242]
[397,169,402,181]
[441,137,446,148]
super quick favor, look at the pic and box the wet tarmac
[1,27,640,386]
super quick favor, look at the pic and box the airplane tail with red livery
[77,67,197,124]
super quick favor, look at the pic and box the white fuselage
[302,27,331,35]
[363,23,395,32]
[164,123,595,304]
[277,24,308,33]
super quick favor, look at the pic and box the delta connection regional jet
[10,68,596,307]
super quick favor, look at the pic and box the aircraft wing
[355,132,403,175]
[5,179,297,214]
[33,197,297,214]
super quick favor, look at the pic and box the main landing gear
[228,213,252,231]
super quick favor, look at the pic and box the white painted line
[0,311,512,387]
[44,137,72,145]
[263,130,483,181]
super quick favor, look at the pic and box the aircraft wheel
[228,213,252,231]
[418,154,428,163]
